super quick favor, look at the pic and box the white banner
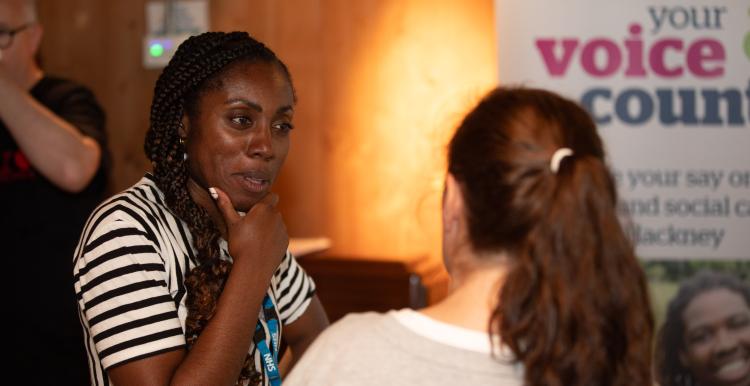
[494,0,750,259]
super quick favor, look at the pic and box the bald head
[0,0,36,25]
[21,0,36,22]
[0,0,42,88]
[0,1,36,37]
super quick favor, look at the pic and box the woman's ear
[443,173,467,238]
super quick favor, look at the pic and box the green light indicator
[149,43,165,58]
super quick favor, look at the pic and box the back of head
[448,87,653,386]
[656,270,750,386]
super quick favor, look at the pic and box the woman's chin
[230,193,264,213]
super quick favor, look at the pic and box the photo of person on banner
[656,270,750,386]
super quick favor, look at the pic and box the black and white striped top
[73,174,316,386]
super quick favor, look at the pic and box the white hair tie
[550,148,573,173]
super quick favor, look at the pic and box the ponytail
[449,87,654,386]
[495,156,652,386]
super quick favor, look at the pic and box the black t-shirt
[0,76,109,385]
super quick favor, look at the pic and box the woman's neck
[186,178,228,239]
[419,260,507,332]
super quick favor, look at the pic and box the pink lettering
[687,39,725,77]
[535,39,578,76]
[533,23,726,79]
[650,39,683,77]
[581,39,621,77]
[624,24,646,77]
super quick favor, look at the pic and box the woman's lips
[238,176,269,193]
[234,171,271,193]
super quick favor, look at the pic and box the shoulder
[96,175,166,218]
[73,177,184,293]
[33,76,95,102]
[32,76,106,139]
[77,175,173,249]
[312,312,390,345]
[284,312,392,385]
[33,76,104,124]
[35,75,90,92]
[330,312,387,330]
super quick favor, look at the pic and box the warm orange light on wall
[322,1,499,263]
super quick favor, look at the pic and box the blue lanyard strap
[254,295,282,386]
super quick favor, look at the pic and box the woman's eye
[230,116,252,126]
[273,122,294,134]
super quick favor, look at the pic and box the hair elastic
[550,148,573,173]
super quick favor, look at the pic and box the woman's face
[183,60,294,212]
[680,288,750,386]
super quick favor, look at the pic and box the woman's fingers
[209,187,241,226]
[257,191,279,209]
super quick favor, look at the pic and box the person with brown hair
[285,86,655,386]
[656,270,750,386]
[73,31,328,386]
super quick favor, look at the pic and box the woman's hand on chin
[210,186,288,277]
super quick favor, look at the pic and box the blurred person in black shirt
[0,0,109,384]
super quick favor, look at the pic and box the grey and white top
[285,309,524,386]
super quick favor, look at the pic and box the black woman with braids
[73,31,329,386]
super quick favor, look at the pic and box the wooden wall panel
[36,1,498,301]
[298,253,450,322]
[38,0,159,192]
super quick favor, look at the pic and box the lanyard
[254,295,281,386]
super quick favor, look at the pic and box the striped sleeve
[273,251,316,325]
[74,215,185,370]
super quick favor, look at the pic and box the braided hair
[144,31,293,385]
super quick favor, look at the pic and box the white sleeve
[74,216,185,370]
[272,251,317,325]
